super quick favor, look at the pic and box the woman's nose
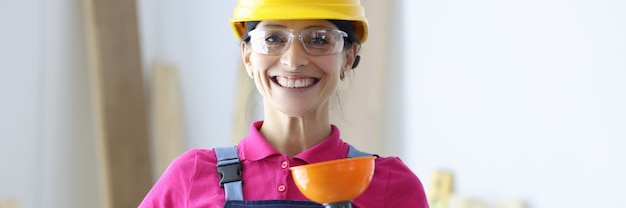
[279,39,309,70]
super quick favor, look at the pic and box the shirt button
[277,184,286,192]
[281,161,288,169]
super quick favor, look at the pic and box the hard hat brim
[230,4,368,43]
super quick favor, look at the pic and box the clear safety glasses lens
[248,26,348,56]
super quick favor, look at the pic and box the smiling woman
[139,0,429,207]
[241,20,357,125]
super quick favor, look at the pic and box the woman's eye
[310,37,328,45]
[265,34,285,43]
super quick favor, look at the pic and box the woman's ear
[343,43,360,71]
[241,41,253,79]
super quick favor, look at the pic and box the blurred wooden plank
[83,0,153,207]
[0,198,19,208]
[151,61,184,178]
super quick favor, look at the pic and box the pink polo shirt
[139,121,429,208]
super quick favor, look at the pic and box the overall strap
[347,145,379,158]
[214,146,244,201]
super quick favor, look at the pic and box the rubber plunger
[290,157,376,206]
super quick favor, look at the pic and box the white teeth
[275,77,316,88]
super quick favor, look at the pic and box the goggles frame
[247,26,348,56]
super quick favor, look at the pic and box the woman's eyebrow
[304,25,335,29]
[259,24,335,29]
[260,24,287,28]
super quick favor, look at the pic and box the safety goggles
[247,26,348,56]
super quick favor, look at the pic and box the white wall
[0,0,101,208]
[137,0,240,150]
[403,0,626,207]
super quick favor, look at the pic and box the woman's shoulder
[367,156,429,207]
[170,148,219,167]
[373,156,418,179]
[156,148,220,182]
[188,148,219,162]
[139,148,224,207]
[374,155,410,165]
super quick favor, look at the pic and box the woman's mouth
[272,76,319,88]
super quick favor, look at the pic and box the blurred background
[1,0,625,208]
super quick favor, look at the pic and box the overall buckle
[217,162,242,188]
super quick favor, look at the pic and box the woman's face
[241,20,357,117]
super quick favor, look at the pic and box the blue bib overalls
[214,146,375,208]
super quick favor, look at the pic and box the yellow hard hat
[230,0,369,43]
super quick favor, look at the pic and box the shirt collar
[294,125,347,164]
[239,121,349,163]
[239,121,281,161]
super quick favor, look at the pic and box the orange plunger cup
[290,156,376,208]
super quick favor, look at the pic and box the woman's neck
[260,108,332,157]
